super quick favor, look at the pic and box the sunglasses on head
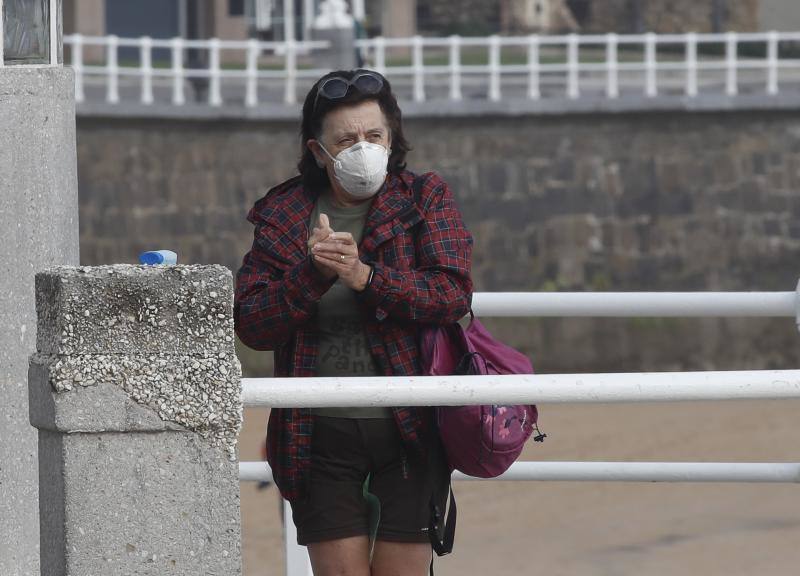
[313,70,384,111]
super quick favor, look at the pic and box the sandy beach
[239,399,800,575]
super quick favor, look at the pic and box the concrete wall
[0,68,79,576]
[73,106,800,376]
[759,0,800,31]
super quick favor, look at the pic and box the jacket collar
[256,170,422,260]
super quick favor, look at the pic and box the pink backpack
[419,313,545,478]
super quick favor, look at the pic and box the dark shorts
[289,415,450,546]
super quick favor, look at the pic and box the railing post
[106,35,119,104]
[29,265,243,575]
[567,33,579,99]
[284,500,313,576]
[606,32,619,99]
[209,37,222,106]
[72,34,85,103]
[645,32,657,97]
[140,36,154,105]
[171,37,185,106]
[685,32,698,97]
[374,36,386,76]
[527,34,540,100]
[412,35,426,102]
[284,38,297,104]
[488,34,501,101]
[726,31,738,96]
[449,35,462,101]
[767,30,779,95]
[246,38,259,108]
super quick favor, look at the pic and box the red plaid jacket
[234,169,473,501]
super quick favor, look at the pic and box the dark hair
[297,69,411,193]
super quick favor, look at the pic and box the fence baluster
[567,34,579,99]
[767,30,779,95]
[209,38,222,106]
[449,35,462,101]
[606,33,619,99]
[413,35,425,102]
[245,39,259,108]
[489,35,501,101]
[73,34,85,103]
[527,35,540,100]
[171,37,185,105]
[106,35,119,104]
[141,36,153,105]
[374,37,386,76]
[284,39,297,105]
[725,31,738,96]
[645,32,657,97]
[685,32,698,97]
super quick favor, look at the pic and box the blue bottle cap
[139,250,178,265]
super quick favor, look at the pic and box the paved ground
[239,398,800,576]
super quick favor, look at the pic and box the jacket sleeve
[234,218,335,351]
[357,176,473,324]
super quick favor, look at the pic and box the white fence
[238,289,800,576]
[64,31,800,107]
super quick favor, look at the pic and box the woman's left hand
[311,232,372,291]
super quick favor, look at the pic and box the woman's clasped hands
[308,213,372,291]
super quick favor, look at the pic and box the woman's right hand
[308,213,338,280]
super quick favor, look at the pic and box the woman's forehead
[321,101,388,136]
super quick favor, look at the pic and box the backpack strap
[429,481,457,556]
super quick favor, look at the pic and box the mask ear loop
[316,141,341,171]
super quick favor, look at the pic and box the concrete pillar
[0,67,79,576]
[28,265,243,576]
[313,0,357,71]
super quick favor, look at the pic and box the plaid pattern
[234,169,473,501]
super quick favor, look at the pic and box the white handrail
[242,370,800,408]
[239,461,800,484]
[470,291,797,318]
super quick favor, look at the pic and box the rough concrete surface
[30,264,243,575]
[36,264,235,356]
[0,66,79,576]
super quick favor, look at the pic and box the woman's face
[308,99,392,167]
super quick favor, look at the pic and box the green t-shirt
[310,193,393,419]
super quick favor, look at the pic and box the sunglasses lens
[353,73,383,94]
[320,77,350,99]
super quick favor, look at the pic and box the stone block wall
[582,0,759,34]
[75,109,800,376]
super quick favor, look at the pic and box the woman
[235,69,473,576]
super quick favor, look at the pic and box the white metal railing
[240,461,800,484]
[238,288,800,576]
[63,34,329,106]
[63,31,800,108]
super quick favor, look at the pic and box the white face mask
[318,140,389,199]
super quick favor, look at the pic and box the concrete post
[0,67,79,576]
[29,264,243,576]
[313,0,357,71]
